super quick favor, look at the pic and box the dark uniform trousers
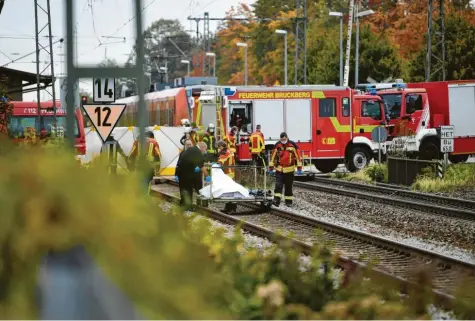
[274,171,294,206]
[179,178,194,208]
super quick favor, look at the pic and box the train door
[313,96,343,158]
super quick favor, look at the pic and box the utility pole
[34,0,58,131]
[294,0,307,85]
[426,0,446,81]
[202,12,210,76]
[343,0,356,87]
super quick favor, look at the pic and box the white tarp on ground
[199,165,250,199]
[83,126,184,176]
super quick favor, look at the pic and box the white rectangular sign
[440,125,454,139]
[93,78,115,103]
[441,138,454,153]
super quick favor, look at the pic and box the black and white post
[440,125,454,175]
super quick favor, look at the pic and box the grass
[412,163,475,192]
[331,163,388,184]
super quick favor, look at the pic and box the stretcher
[196,164,274,212]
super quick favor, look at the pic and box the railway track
[150,182,475,309]
[294,177,475,221]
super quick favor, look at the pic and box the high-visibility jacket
[218,148,235,178]
[180,132,198,146]
[249,131,265,154]
[269,140,302,174]
[223,133,237,153]
[129,137,162,172]
[202,131,217,154]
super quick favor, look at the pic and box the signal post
[82,77,126,175]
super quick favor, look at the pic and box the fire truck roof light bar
[356,83,407,91]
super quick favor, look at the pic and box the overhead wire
[78,0,162,59]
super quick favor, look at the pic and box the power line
[1,38,64,68]
[108,0,159,38]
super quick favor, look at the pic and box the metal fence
[387,156,438,186]
[38,1,149,317]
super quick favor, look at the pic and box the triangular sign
[274,79,280,86]
[82,104,126,143]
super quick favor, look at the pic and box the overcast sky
[0,0,255,101]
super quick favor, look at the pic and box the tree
[127,19,192,84]
[0,77,13,135]
[214,5,259,85]
[410,10,475,81]
[97,58,126,99]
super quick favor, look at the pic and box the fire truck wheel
[419,139,440,160]
[348,146,371,172]
[312,160,339,174]
[448,154,469,164]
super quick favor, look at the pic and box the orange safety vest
[269,140,302,174]
[129,137,162,165]
[249,131,265,154]
[218,148,235,178]
[224,134,237,153]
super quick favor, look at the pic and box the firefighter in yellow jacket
[249,124,265,166]
[223,126,238,154]
[202,123,217,162]
[268,132,302,207]
[217,140,235,179]
[129,131,162,191]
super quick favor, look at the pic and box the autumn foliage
[208,0,475,86]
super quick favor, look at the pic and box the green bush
[412,163,475,192]
[365,163,388,183]
[1,142,474,319]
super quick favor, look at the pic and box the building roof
[0,66,54,96]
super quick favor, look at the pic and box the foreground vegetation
[2,138,475,318]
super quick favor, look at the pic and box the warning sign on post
[82,104,126,143]
[440,125,454,153]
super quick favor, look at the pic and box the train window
[342,97,350,117]
[319,98,336,117]
[8,116,37,138]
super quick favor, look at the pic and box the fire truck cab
[358,80,475,162]
[221,86,388,173]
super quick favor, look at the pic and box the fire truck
[357,80,475,163]
[4,101,86,155]
[197,86,389,173]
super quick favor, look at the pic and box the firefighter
[217,140,235,179]
[129,131,161,192]
[180,127,198,146]
[249,124,265,166]
[223,126,238,155]
[175,139,210,209]
[100,133,128,175]
[268,132,302,207]
[202,123,217,162]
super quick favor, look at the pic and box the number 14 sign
[82,104,126,143]
[93,78,115,103]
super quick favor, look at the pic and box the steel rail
[294,179,475,221]
[150,183,475,310]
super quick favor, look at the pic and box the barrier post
[437,159,444,179]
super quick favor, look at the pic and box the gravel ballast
[284,186,475,263]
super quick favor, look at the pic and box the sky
[0,0,255,101]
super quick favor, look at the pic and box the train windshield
[8,116,79,138]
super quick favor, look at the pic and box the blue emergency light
[369,88,378,95]
[394,83,406,89]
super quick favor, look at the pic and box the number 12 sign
[82,104,126,143]
[93,78,115,103]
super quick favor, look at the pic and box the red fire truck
[213,86,388,173]
[358,81,475,162]
[4,101,86,155]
